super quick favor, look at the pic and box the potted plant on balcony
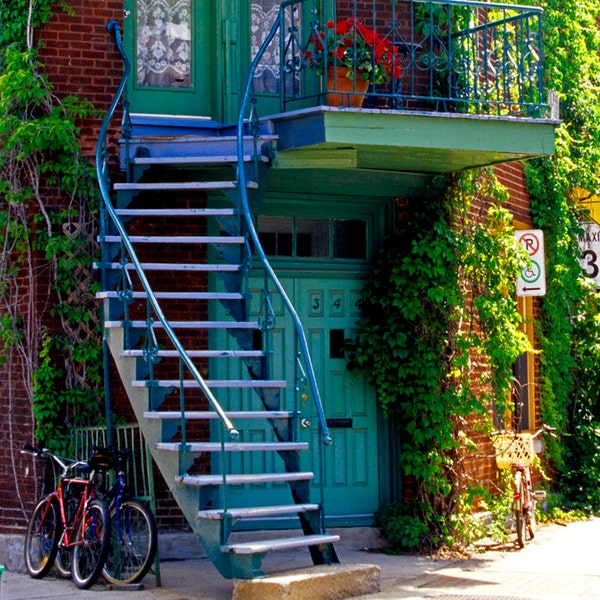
[305,18,402,107]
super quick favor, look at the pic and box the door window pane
[334,220,367,259]
[297,218,330,257]
[258,216,293,256]
[251,0,280,93]
[137,0,192,88]
[251,1,300,94]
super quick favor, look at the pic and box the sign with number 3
[578,221,600,287]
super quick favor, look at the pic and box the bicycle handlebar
[22,444,89,476]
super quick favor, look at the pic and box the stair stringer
[104,322,240,577]
[100,138,338,578]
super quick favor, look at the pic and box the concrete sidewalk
[2,519,600,599]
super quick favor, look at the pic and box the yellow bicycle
[492,425,556,548]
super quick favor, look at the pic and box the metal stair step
[105,320,259,330]
[115,208,238,217]
[177,472,314,487]
[130,154,269,166]
[96,291,243,301]
[156,441,308,452]
[132,379,287,389]
[144,410,292,420]
[197,504,319,520]
[123,135,277,163]
[101,235,244,244]
[114,181,258,191]
[95,262,242,272]
[223,534,341,555]
[125,350,264,359]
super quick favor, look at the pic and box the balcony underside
[266,107,557,197]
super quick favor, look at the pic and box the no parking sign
[516,230,546,297]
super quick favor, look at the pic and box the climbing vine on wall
[350,169,530,550]
[526,0,600,511]
[0,0,104,459]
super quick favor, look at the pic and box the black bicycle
[89,446,158,585]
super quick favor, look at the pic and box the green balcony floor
[266,107,558,197]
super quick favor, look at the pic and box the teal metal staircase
[95,20,339,579]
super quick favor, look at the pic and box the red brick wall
[396,164,542,503]
[37,0,124,157]
[0,0,543,534]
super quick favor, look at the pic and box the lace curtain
[252,0,300,94]
[136,0,192,88]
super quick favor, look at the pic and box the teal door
[296,276,380,522]
[209,201,389,524]
[123,0,214,116]
[210,274,379,523]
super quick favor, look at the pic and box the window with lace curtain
[136,0,192,88]
[252,0,300,94]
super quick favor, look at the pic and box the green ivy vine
[350,169,530,550]
[1,0,104,453]
[525,0,600,511]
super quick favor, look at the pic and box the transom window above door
[257,216,368,260]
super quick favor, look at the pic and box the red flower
[305,18,402,83]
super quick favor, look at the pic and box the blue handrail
[96,20,239,441]
[237,1,332,447]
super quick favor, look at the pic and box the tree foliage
[526,0,600,510]
[0,0,103,454]
[350,170,529,550]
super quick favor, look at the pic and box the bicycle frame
[25,449,100,551]
[55,473,97,551]
[491,424,556,547]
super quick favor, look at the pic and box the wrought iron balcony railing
[252,0,547,118]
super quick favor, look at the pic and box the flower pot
[327,70,369,108]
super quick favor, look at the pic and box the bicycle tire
[24,496,61,578]
[54,495,79,578]
[54,547,72,578]
[71,498,111,589]
[103,499,158,585]
[514,471,526,548]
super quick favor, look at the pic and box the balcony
[250,0,558,191]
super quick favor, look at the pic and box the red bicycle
[22,445,111,589]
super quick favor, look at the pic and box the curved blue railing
[96,20,239,442]
[237,1,332,447]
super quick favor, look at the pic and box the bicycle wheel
[103,499,158,585]
[71,498,111,589]
[514,471,526,548]
[54,496,79,578]
[54,546,72,578]
[24,496,61,578]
